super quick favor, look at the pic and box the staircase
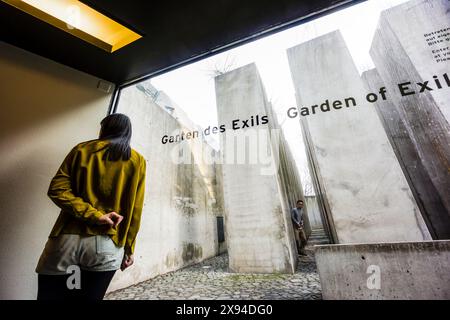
[307,228,331,245]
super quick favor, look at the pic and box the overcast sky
[147,0,409,193]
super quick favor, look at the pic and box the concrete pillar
[304,196,325,230]
[287,30,431,244]
[215,63,299,273]
[362,69,450,239]
[369,0,450,232]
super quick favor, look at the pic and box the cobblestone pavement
[106,247,322,300]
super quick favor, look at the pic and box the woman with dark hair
[35,113,146,300]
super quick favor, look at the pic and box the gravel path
[106,247,322,300]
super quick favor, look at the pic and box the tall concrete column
[369,0,450,230]
[287,31,431,244]
[362,69,450,239]
[215,63,299,273]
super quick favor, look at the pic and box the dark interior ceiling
[0,0,363,86]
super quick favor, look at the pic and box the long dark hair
[99,113,132,161]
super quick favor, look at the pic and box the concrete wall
[109,85,225,292]
[315,241,450,299]
[287,31,431,244]
[0,42,113,299]
[362,69,450,239]
[373,0,450,122]
[369,0,450,235]
[215,63,300,273]
[304,196,323,230]
[301,123,337,243]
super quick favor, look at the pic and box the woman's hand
[97,211,123,228]
[121,254,134,271]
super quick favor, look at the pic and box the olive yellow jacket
[47,139,146,255]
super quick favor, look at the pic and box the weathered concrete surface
[287,31,431,244]
[304,196,324,230]
[373,0,450,121]
[362,69,450,239]
[369,0,450,223]
[215,63,302,273]
[109,85,225,292]
[315,241,450,300]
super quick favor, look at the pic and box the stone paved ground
[106,247,322,300]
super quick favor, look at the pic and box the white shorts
[36,234,124,275]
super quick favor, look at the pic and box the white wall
[0,42,113,299]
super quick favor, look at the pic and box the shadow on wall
[0,42,113,299]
